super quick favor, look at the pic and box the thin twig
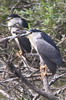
[0,31,31,43]
[49,74,65,86]
[54,84,66,95]
[6,61,59,100]
[57,37,66,46]
[11,0,21,13]
[0,89,16,100]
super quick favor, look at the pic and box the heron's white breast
[27,32,41,51]
[7,18,22,50]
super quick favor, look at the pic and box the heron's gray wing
[41,32,60,52]
[40,56,57,74]
[36,39,62,65]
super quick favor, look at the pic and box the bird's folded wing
[36,39,62,65]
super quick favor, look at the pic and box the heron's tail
[43,57,57,75]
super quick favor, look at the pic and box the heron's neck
[9,27,21,50]
[11,27,18,34]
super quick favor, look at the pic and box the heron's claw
[40,65,48,79]
[16,50,22,57]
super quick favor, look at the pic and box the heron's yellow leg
[40,65,48,79]
[16,50,22,57]
[64,55,66,57]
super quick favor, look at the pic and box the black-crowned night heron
[7,14,31,55]
[26,29,63,77]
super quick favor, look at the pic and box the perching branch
[6,61,59,100]
[0,30,31,43]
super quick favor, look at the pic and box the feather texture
[28,29,63,74]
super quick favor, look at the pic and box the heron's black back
[18,36,31,53]
[21,18,28,28]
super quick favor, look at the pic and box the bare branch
[0,30,31,43]
[6,61,59,100]
[0,89,16,100]
[11,0,21,13]
[0,77,18,83]
[54,84,66,95]
[57,37,66,46]
[49,74,65,86]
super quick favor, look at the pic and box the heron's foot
[64,38,66,40]
[16,50,22,57]
[64,55,66,57]
[40,65,48,79]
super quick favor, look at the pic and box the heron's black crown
[8,14,21,18]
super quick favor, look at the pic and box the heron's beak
[26,31,32,34]
[6,17,13,22]
[26,31,32,38]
